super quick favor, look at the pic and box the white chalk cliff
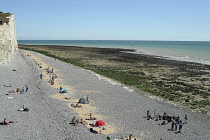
[0,15,18,64]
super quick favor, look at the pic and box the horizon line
[17,39,210,42]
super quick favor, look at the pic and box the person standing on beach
[185,114,188,124]
[25,85,28,92]
[86,95,89,103]
[178,123,183,133]
[147,110,150,118]
[21,87,25,92]
[154,109,156,117]
[175,121,179,131]
[40,74,43,79]
[170,121,175,131]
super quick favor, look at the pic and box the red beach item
[95,120,106,126]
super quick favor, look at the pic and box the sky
[1,0,210,41]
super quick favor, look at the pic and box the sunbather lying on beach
[126,134,136,140]
[0,118,17,125]
[65,97,71,100]
[80,118,88,125]
[147,115,152,120]
[71,117,81,126]
[87,113,97,120]
[159,121,167,125]
[8,90,16,93]
[71,103,82,108]
[4,84,12,87]
[71,116,77,124]
[18,105,29,112]
[89,117,97,120]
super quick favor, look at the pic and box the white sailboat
[131,41,134,45]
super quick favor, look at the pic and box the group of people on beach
[36,59,137,139]
[1,105,29,125]
[146,109,187,133]
[40,67,57,86]
[16,85,29,93]
[71,116,88,126]
[6,85,29,95]
[3,84,30,124]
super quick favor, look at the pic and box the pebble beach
[0,49,210,140]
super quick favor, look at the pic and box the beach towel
[62,93,70,95]
[59,88,67,93]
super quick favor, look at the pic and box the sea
[18,40,210,65]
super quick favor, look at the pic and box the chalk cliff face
[0,15,18,64]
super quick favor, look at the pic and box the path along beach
[0,49,210,140]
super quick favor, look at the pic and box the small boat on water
[131,41,134,45]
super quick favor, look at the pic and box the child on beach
[22,87,25,92]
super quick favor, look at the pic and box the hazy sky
[1,0,210,41]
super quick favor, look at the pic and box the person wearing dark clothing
[178,123,183,133]
[185,114,188,124]
[40,74,43,79]
[160,121,166,125]
[147,110,150,118]
[90,128,98,134]
[25,85,28,92]
[147,115,152,120]
[171,122,174,131]
[107,136,111,140]
[175,121,179,131]
[175,116,180,121]
[18,105,29,112]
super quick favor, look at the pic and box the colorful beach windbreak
[18,40,210,65]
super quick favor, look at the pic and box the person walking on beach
[175,121,179,131]
[170,121,175,131]
[178,123,183,133]
[86,95,89,103]
[147,110,150,118]
[25,85,28,92]
[184,114,188,124]
[40,74,43,79]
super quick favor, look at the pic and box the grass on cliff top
[0,12,11,23]
[19,46,210,114]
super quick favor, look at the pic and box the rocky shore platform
[0,49,209,140]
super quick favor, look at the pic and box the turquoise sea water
[18,40,210,65]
